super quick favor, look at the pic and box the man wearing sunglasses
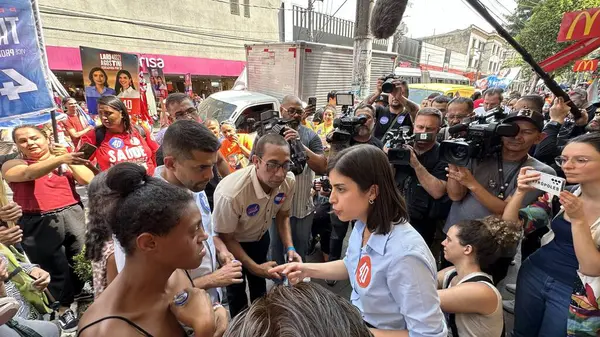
[213,133,298,318]
[269,95,327,268]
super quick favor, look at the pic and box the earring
[369,199,375,205]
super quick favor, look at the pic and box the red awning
[46,46,245,77]
[539,37,600,73]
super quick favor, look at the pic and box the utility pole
[307,0,314,41]
[352,0,374,101]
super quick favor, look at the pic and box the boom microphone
[370,0,409,39]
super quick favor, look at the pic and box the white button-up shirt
[344,220,447,336]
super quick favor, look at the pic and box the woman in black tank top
[77,163,215,337]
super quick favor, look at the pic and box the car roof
[209,90,278,105]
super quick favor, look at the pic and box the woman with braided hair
[437,216,520,337]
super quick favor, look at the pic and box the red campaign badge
[356,256,372,288]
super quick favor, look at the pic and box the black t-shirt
[350,136,384,149]
[395,143,449,220]
[374,105,413,140]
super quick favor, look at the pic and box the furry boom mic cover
[370,0,409,39]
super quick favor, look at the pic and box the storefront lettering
[0,16,20,45]
[139,57,165,69]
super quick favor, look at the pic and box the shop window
[244,0,250,18]
[231,0,240,15]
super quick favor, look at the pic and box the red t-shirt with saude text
[80,128,158,175]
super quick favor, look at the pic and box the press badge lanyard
[496,154,528,200]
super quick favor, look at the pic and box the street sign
[557,7,600,42]
[573,59,599,72]
[0,1,54,120]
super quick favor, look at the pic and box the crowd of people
[0,75,598,337]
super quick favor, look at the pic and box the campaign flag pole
[464,0,582,119]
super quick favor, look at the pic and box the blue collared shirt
[344,220,447,336]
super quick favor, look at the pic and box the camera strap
[496,154,528,200]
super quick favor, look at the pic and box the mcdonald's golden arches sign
[573,59,598,72]
[558,8,600,42]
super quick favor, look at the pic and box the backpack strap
[95,127,106,148]
[448,274,494,337]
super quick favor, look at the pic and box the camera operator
[349,104,384,149]
[269,95,327,265]
[437,97,475,142]
[391,108,450,246]
[444,109,555,285]
[474,88,504,116]
[366,77,420,140]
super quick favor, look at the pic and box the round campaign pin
[246,204,260,217]
[274,193,286,205]
[173,290,189,307]
[356,255,372,288]
[380,116,389,125]
[108,137,124,150]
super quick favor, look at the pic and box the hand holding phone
[79,143,97,160]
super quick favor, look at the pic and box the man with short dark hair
[474,88,504,116]
[431,95,451,118]
[369,78,420,140]
[438,97,475,141]
[351,104,384,149]
[156,93,230,208]
[214,133,299,317]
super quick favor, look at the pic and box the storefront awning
[46,46,246,77]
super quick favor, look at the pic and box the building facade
[40,0,280,95]
[418,25,510,81]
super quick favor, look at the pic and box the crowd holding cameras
[0,75,598,337]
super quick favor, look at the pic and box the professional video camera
[381,74,401,94]
[382,126,413,166]
[439,108,519,167]
[312,176,332,193]
[254,110,307,175]
[326,115,367,145]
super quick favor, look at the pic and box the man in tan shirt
[213,133,299,317]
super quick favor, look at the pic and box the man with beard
[392,108,450,246]
[367,78,419,140]
[350,104,384,149]
[268,95,327,266]
[214,133,300,317]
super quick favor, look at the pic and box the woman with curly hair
[438,216,520,337]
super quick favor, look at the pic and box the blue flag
[0,1,55,120]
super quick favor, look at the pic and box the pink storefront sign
[46,46,245,76]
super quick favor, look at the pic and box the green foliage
[73,245,93,284]
[503,0,600,76]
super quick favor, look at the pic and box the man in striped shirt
[269,95,327,265]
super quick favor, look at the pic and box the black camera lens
[382,78,395,94]
[440,141,471,167]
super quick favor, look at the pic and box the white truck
[198,41,397,130]
[245,41,397,107]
